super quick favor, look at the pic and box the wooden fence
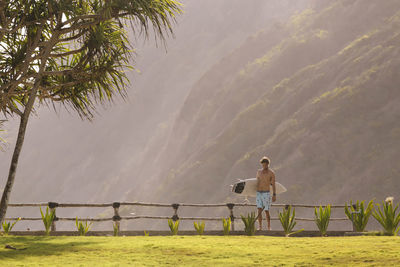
[6,202,349,232]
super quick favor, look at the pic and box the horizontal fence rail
[4,216,349,222]
[5,202,350,232]
[9,202,347,208]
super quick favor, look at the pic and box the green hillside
[140,0,400,205]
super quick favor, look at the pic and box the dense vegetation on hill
[131,0,400,206]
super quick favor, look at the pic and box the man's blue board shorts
[256,191,271,211]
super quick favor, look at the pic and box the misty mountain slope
[112,1,316,201]
[1,1,317,230]
[228,22,400,202]
[141,0,400,204]
[157,1,399,179]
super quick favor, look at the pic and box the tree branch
[0,22,45,98]
[60,14,101,28]
[0,0,8,41]
[39,78,93,99]
[49,47,86,58]
[59,30,88,42]
[32,46,86,60]
[59,20,102,35]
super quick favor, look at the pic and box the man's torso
[257,168,274,192]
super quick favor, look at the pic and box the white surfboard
[231,178,287,197]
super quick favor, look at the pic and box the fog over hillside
[1,0,315,230]
[143,0,400,218]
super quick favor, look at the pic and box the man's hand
[272,195,276,202]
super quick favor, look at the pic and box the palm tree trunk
[0,91,37,223]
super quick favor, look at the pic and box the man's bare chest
[258,171,272,185]
[259,170,272,182]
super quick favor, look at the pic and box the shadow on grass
[0,236,103,261]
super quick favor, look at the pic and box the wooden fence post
[227,203,235,231]
[113,202,121,234]
[48,202,58,232]
[171,203,180,221]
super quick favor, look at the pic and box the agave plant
[194,221,205,235]
[279,206,304,237]
[144,230,150,236]
[344,200,374,232]
[76,218,92,236]
[2,217,21,235]
[113,222,119,236]
[241,212,257,236]
[168,219,180,235]
[372,201,400,236]
[222,218,231,236]
[40,207,55,236]
[314,205,331,236]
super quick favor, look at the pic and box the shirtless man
[256,156,276,231]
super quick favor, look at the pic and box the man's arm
[256,170,260,189]
[271,172,276,202]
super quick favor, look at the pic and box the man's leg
[257,208,263,230]
[265,210,271,230]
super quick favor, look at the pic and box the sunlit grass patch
[1,236,400,266]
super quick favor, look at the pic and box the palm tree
[0,0,182,223]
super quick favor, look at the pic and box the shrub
[372,200,400,236]
[144,230,150,236]
[40,207,55,236]
[344,200,374,232]
[168,219,180,235]
[222,218,231,236]
[76,217,92,236]
[279,206,304,237]
[314,205,331,236]
[241,212,257,236]
[2,217,21,235]
[193,221,205,235]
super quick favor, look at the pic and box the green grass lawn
[1,235,399,266]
